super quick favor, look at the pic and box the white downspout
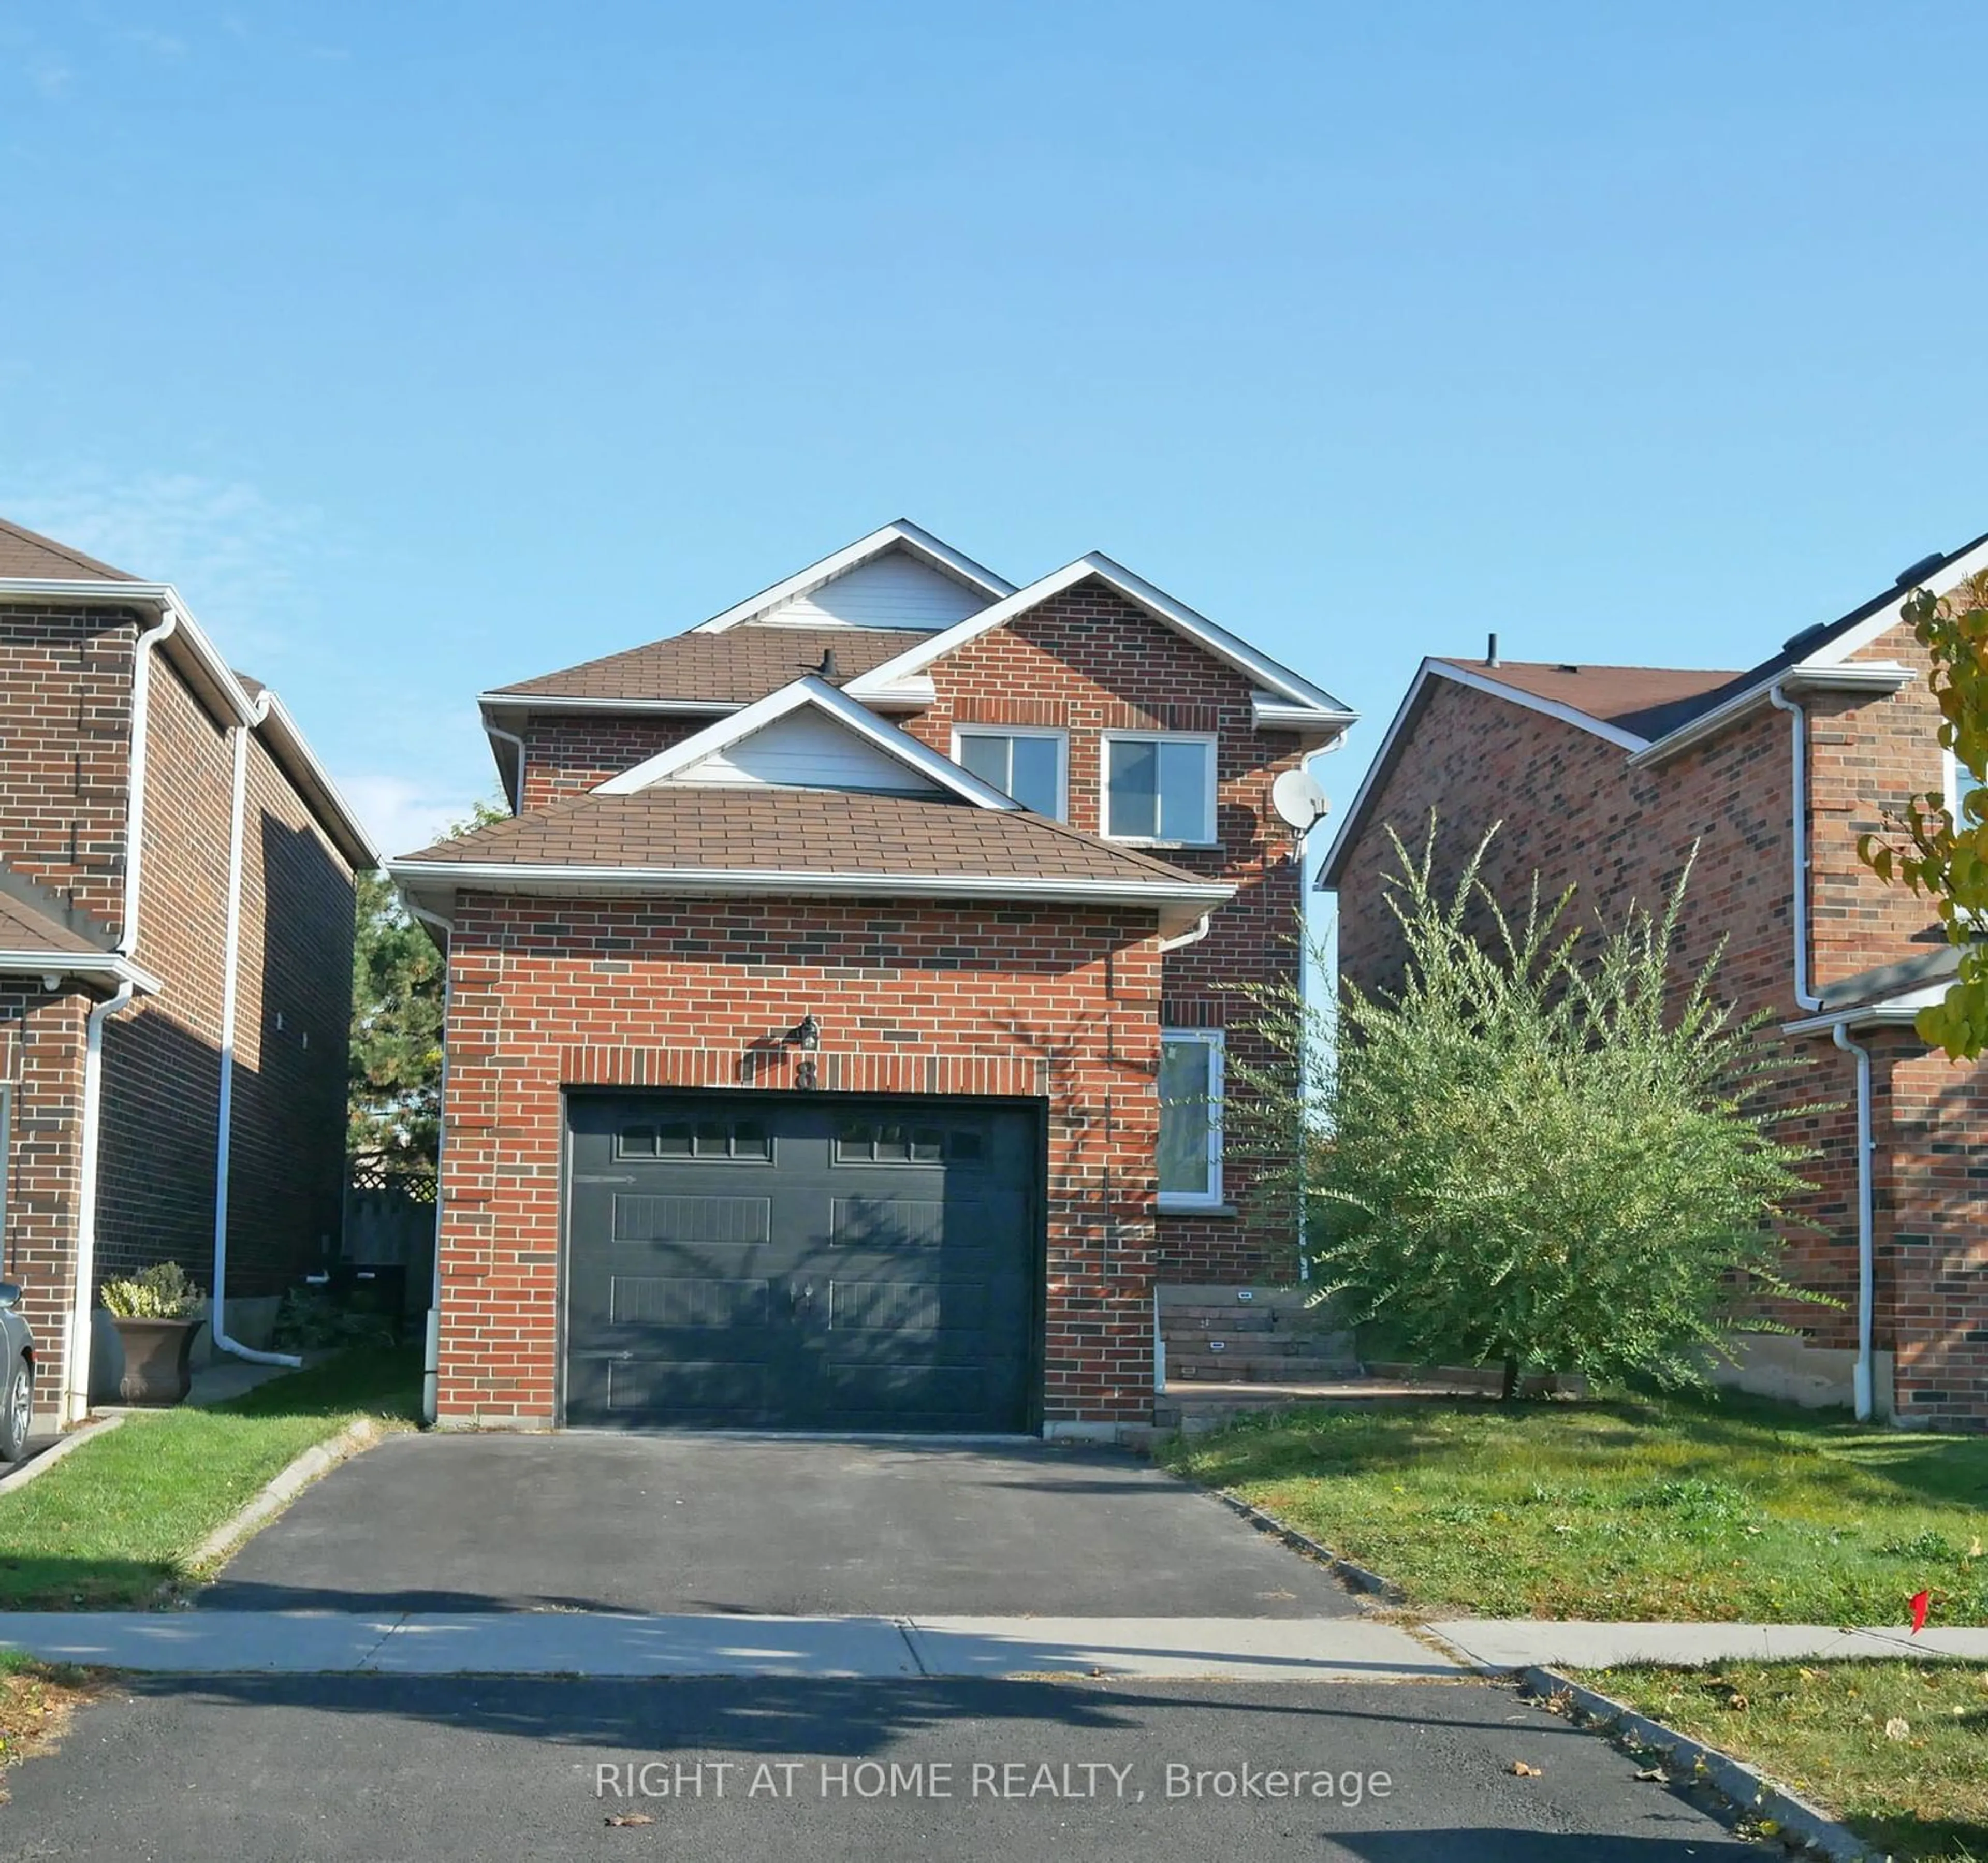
[212,700,301,1370]
[1293,733,1346,1284]
[1768,682,1822,1011]
[63,604,185,1421]
[415,906,453,1425]
[1832,1023,1877,1421]
[64,981,135,1424]
[1772,682,1873,1417]
[117,606,180,957]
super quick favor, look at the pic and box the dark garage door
[564,1094,1040,1432]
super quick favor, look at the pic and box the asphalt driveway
[199,1433,1363,1619]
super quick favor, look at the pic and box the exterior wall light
[790,1013,821,1051]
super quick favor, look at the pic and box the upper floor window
[954,726,1068,819]
[1103,733,1216,845]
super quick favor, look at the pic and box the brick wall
[0,985,90,1406]
[1334,646,1986,1422]
[217,730,358,1296]
[1872,1031,1988,1430]
[0,604,137,937]
[1810,622,1952,987]
[899,577,1315,1284]
[519,718,701,810]
[96,652,231,1285]
[435,893,1164,1428]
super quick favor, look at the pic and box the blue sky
[3,2,1985,862]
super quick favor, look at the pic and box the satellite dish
[1271,767,1331,833]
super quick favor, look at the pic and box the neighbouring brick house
[1321,532,1988,1432]
[0,518,377,1431]
[393,522,1354,1434]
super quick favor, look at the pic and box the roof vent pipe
[819,647,841,682]
[1485,633,1499,667]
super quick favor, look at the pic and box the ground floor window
[1158,1028,1224,1211]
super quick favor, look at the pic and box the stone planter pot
[110,1316,202,1406]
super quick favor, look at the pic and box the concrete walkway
[1429,1618,1988,1668]
[0,1610,1458,1682]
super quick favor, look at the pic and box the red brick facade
[441,569,1337,1429]
[0,594,362,1421]
[434,895,1163,1428]
[1333,620,1986,1428]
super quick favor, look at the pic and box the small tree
[1857,569,1988,1057]
[1230,823,1828,1396]
[347,798,505,1170]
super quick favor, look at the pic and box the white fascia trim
[0,951,163,994]
[844,552,1355,716]
[1316,658,1645,890]
[0,578,257,724]
[1315,662,1432,891]
[0,576,377,868]
[256,690,382,869]
[1629,662,1915,769]
[1781,983,1950,1037]
[690,521,1016,634]
[1435,660,1651,754]
[592,674,1023,809]
[1251,694,1360,736]
[479,692,744,716]
[387,860,1233,935]
[1803,536,1988,667]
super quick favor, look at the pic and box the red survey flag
[1909,1590,1931,1635]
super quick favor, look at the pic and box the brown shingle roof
[0,517,138,583]
[488,628,918,705]
[1432,659,1741,740]
[0,888,101,956]
[397,786,1207,888]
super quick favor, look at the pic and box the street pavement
[0,1672,1757,1861]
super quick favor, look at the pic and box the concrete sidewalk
[0,1610,1458,1682]
[1429,1618,1988,1668]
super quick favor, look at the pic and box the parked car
[0,1282,33,1462]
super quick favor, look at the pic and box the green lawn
[0,1347,420,1610]
[1159,1394,1988,1624]
[1578,1661,1988,1862]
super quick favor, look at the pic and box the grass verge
[0,1652,112,1801]
[1158,1392,1988,1623]
[1576,1660,1988,1862]
[0,1346,420,1610]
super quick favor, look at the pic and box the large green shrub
[1232,823,1829,1395]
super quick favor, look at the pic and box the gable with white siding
[752,547,991,632]
[670,706,946,793]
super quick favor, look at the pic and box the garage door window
[835,1120,984,1167]
[619,1117,770,1162]
[1158,1029,1224,1211]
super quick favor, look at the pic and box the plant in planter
[99,1262,206,1406]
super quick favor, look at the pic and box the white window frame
[949,724,1069,820]
[1943,740,1984,825]
[1157,1027,1225,1213]
[1101,731,1219,848]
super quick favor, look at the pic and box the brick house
[0,517,377,1432]
[391,522,1354,1434]
[1320,532,1988,1431]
